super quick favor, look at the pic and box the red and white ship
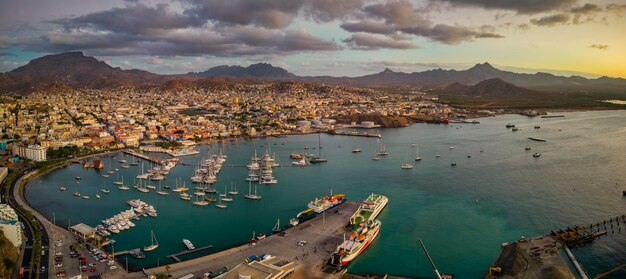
[329,219,381,267]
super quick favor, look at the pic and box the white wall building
[12,144,47,162]
[0,204,23,247]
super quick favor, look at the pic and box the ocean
[25,110,626,278]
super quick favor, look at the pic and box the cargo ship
[349,193,388,227]
[295,193,346,222]
[329,219,381,267]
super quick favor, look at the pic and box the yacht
[244,182,262,200]
[228,182,238,195]
[310,133,328,163]
[401,163,413,169]
[180,192,191,201]
[376,143,388,156]
[183,239,195,250]
[59,186,67,191]
[414,147,422,161]
[352,148,362,153]
[144,230,159,252]
[215,195,227,208]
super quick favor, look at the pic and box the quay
[140,146,201,157]
[327,130,382,138]
[122,149,169,164]
[125,201,360,279]
[113,250,134,256]
[486,214,626,278]
[167,245,214,262]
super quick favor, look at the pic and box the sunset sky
[0,0,625,78]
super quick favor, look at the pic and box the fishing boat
[228,182,238,195]
[329,219,382,268]
[244,182,262,200]
[310,133,328,163]
[414,146,422,161]
[183,239,195,250]
[144,230,159,252]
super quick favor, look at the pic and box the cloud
[363,0,431,28]
[588,44,608,50]
[530,14,570,26]
[402,24,503,44]
[304,0,364,22]
[570,3,602,14]
[432,0,577,14]
[182,0,305,29]
[343,33,418,50]
[340,20,396,35]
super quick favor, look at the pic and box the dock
[112,250,134,256]
[125,201,360,279]
[486,214,626,278]
[167,245,214,262]
[327,130,382,138]
[122,149,168,165]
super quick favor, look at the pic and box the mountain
[441,78,544,98]
[2,51,163,93]
[191,63,295,79]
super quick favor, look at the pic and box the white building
[12,144,47,162]
[0,204,23,247]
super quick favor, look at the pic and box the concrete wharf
[125,201,360,279]
[167,245,214,262]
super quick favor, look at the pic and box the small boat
[451,162,457,166]
[377,143,388,156]
[534,125,541,129]
[215,195,227,208]
[59,187,67,191]
[244,182,261,200]
[435,154,441,158]
[96,194,101,199]
[180,193,191,200]
[228,182,238,195]
[75,176,81,180]
[449,146,455,149]
[525,147,531,151]
[622,190,626,196]
[73,192,81,196]
[156,181,168,196]
[467,154,471,158]
[192,195,209,206]
[101,174,110,178]
[512,127,519,132]
[289,218,299,227]
[533,153,541,158]
[118,185,130,190]
[82,195,90,199]
[401,163,413,169]
[352,148,362,153]
[113,174,123,185]
[414,147,422,161]
[144,230,159,252]
[183,239,195,250]
[506,124,515,128]
[272,218,282,233]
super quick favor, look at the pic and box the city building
[0,167,7,186]
[0,204,23,247]
[12,144,47,162]
[216,256,297,279]
[69,223,96,241]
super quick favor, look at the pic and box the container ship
[329,219,381,267]
[349,193,388,227]
[295,193,346,223]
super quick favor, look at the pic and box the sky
[0,0,625,78]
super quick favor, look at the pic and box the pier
[167,245,214,262]
[125,201,360,279]
[122,149,168,165]
[327,130,382,138]
[486,214,626,279]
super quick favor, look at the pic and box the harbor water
[25,110,626,278]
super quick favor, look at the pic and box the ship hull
[340,224,381,266]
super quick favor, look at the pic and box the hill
[190,63,295,79]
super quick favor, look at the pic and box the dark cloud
[589,44,608,50]
[363,0,430,28]
[403,24,503,44]
[433,0,577,14]
[304,0,364,22]
[182,0,305,29]
[530,14,570,26]
[50,3,201,36]
[343,33,417,50]
[340,20,395,35]
[570,3,602,14]
[606,3,626,14]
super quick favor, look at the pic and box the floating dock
[123,149,168,164]
[125,201,360,279]
[168,245,214,262]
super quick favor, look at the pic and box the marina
[23,111,626,277]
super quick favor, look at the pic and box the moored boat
[329,219,381,267]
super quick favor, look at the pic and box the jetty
[167,245,214,262]
[327,130,382,138]
[122,149,170,165]
[125,201,360,279]
[486,214,626,278]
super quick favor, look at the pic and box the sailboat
[192,195,209,206]
[310,133,328,163]
[130,156,139,166]
[95,190,101,199]
[156,181,168,196]
[143,230,159,251]
[118,178,130,190]
[228,182,238,195]
[137,179,150,193]
[222,186,233,202]
[101,182,110,193]
[377,142,389,156]
[272,219,282,233]
[215,194,227,208]
[401,155,414,169]
[113,173,123,185]
[244,182,262,200]
[414,146,422,161]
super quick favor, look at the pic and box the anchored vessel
[349,193,388,226]
[296,192,346,222]
[330,219,382,267]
